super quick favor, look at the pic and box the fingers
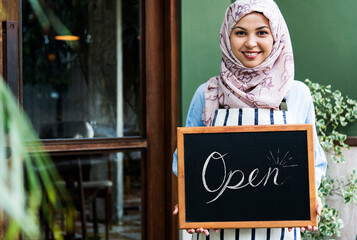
[316,197,322,215]
[317,205,322,215]
[186,229,195,234]
[174,204,213,236]
[300,226,318,232]
[194,228,209,236]
[196,228,209,236]
[173,204,178,215]
[284,196,322,234]
[186,228,219,236]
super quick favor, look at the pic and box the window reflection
[22,0,141,138]
[50,151,142,239]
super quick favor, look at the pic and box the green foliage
[0,79,75,239]
[306,79,357,163]
[302,204,344,240]
[301,79,357,239]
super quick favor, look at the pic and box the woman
[173,0,327,239]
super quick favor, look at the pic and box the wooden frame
[346,136,357,146]
[177,124,317,229]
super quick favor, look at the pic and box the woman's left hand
[288,196,322,232]
[176,197,323,233]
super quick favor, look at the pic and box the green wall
[275,0,357,135]
[181,0,357,135]
[180,0,230,123]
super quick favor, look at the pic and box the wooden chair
[40,122,112,239]
[52,154,112,240]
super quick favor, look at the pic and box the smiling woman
[173,0,326,239]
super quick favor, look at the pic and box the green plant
[308,79,357,163]
[0,78,75,239]
[301,79,357,239]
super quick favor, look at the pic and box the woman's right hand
[173,204,217,236]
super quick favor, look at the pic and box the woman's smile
[242,51,261,59]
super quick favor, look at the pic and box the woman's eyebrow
[232,26,246,30]
[256,26,270,30]
[232,26,270,31]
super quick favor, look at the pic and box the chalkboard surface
[177,124,317,229]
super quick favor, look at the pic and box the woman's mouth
[242,51,260,59]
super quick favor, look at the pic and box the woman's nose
[245,36,257,48]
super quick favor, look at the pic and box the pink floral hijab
[202,0,294,126]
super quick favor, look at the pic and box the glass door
[21,0,144,239]
[22,0,142,139]
[0,0,178,239]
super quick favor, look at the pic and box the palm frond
[0,78,75,239]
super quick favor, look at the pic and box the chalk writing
[202,151,296,204]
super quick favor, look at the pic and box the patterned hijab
[202,0,294,126]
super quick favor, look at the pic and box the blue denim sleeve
[286,81,327,188]
[305,91,327,188]
[172,83,206,176]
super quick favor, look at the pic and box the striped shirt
[187,228,299,240]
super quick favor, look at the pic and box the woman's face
[230,12,274,68]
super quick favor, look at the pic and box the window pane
[22,0,141,138]
[50,151,142,239]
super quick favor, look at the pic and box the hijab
[202,0,294,126]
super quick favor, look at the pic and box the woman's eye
[234,31,246,36]
[257,31,269,36]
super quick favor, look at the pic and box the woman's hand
[289,196,322,232]
[174,197,323,235]
[173,204,179,215]
[173,204,217,236]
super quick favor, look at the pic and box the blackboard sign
[177,124,317,229]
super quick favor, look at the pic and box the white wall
[326,147,357,240]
